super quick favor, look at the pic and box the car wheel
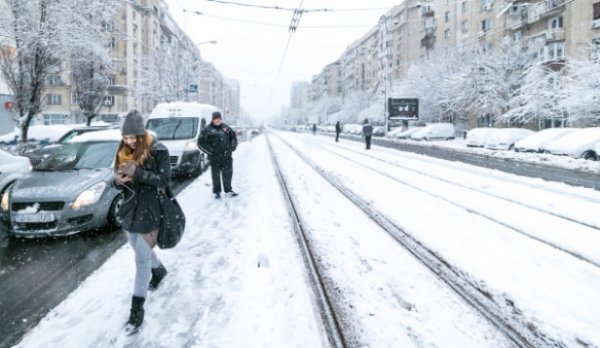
[508,144,515,151]
[582,150,598,161]
[108,196,123,227]
[0,181,14,197]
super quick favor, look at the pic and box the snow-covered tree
[69,1,122,125]
[500,62,565,125]
[0,0,123,143]
[561,59,600,124]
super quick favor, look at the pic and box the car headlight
[184,140,198,150]
[1,192,9,211]
[72,182,106,210]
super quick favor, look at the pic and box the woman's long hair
[114,132,153,171]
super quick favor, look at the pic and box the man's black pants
[210,157,233,193]
[365,136,371,149]
[335,132,340,142]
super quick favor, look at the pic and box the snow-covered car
[388,127,425,139]
[465,128,493,147]
[0,124,81,145]
[0,149,31,196]
[0,129,123,237]
[372,126,385,137]
[410,123,455,141]
[513,128,577,153]
[542,127,600,160]
[484,128,534,150]
[343,124,363,135]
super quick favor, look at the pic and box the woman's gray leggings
[127,232,161,298]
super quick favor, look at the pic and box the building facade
[295,0,598,128]
[37,0,239,126]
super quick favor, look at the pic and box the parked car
[0,129,123,237]
[542,127,600,160]
[484,128,534,150]
[388,127,425,139]
[513,127,577,153]
[465,128,493,147]
[0,149,31,196]
[343,124,363,135]
[372,126,385,137]
[410,123,455,141]
[147,102,219,177]
[0,124,81,145]
[22,125,113,167]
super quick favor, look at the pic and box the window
[43,114,68,125]
[445,11,450,22]
[108,75,116,85]
[103,95,115,107]
[47,94,61,105]
[132,10,137,20]
[461,1,468,13]
[462,20,469,33]
[549,16,563,29]
[70,91,79,105]
[595,2,600,20]
[444,29,451,39]
[46,75,62,85]
[547,42,565,61]
[103,20,115,32]
[482,18,493,31]
[109,37,116,52]
[133,24,138,37]
[512,30,522,41]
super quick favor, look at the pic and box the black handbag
[157,187,186,249]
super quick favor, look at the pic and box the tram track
[268,132,564,348]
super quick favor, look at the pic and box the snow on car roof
[69,129,122,143]
[149,102,220,118]
[0,124,80,143]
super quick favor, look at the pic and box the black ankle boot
[125,296,145,334]
[149,264,168,291]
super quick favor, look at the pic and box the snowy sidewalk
[15,137,325,348]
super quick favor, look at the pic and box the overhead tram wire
[182,9,373,28]
[196,0,392,12]
[268,0,304,114]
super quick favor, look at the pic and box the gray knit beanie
[121,110,146,135]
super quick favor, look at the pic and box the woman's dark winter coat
[116,140,171,234]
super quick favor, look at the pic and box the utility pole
[379,15,390,135]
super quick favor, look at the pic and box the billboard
[388,98,418,120]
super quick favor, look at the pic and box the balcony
[592,19,600,29]
[506,10,527,29]
[527,0,565,23]
[545,28,565,42]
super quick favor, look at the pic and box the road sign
[388,98,418,120]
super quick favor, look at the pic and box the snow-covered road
[14,132,600,348]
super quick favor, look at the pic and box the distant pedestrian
[362,118,373,150]
[312,123,317,135]
[114,110,171,334]
[335,121,341,142]
[198,111,238,199]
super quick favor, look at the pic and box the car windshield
[35,141,119,171]
[146,117,198,140]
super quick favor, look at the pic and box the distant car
[484,128,534,150]
[542,127,600,160]
[343,124,363,135]
[0,129,123,237]
[410,123,455,141]
[372,126,385,137]
[388,127,425,139]
[0,149,31,196]
[465,128,493,147]
[513,128,577,153]
[21,125,113,167]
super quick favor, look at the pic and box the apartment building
[37,0,239,126]
[290,81,312,109]
[296,0,597,127]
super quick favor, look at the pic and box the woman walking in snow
[114,110,171,334]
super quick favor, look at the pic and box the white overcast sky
[164,0,400,121]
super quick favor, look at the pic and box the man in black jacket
[198,111,238,199]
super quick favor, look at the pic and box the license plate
[15,213,55,223]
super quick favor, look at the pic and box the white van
[146,102,221,176]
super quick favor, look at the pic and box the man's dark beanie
[212,111,222,120]
[121,110,146,135]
